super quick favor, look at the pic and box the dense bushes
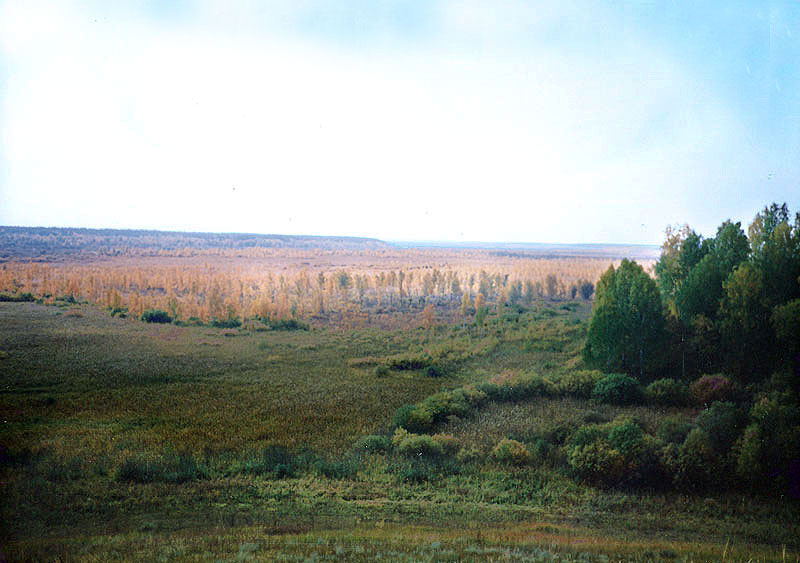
[393,385,487,433]
[490,439,531,466]
[592,374,641,405]
[0,291,35,302]
[354,434,391,454]
[733,395,800,490]
[689,374,737,406]
[140,309,172,324]
[644,378,688,406]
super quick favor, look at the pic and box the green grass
[1,301,799,561]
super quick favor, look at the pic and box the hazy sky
[1,1,799,244]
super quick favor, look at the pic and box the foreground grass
[1,301,798,561]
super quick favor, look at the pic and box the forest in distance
[0,202,799,561]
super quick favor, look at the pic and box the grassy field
[1,300,798,561]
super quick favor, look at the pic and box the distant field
[0,226,657,332]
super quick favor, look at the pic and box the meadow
[1,295,798,561]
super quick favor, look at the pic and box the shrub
[475,382,502,400]
[374,365,390,377]
[211,316,242,328]
[388,355,430,371]
[607,418,645,458]
[312,456,360,479]
[490,439,531,466]
[424,365,444,377]
[736,396,800,487]
[0,292,36,302]
[567,441,626,486]
[456,446,482,464]
[568,424,609,448]
[529,438,553,464]
[734,424,763,482]
[235,445,297,478]
[689,374,736,407]
[268,318,309,331]
[517,375,558,398]
[556,370,604,398]
[672,428,717,490]
[644,378,689,406]
[431,434,460,456]
[656,415,694,445]
[695,401,746,455]
[592,374,641,405]
[140,309,172,324]
[395,432,444,459]
[393,403,436,433]
[354,435,390,454]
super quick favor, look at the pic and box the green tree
[748,204,800,308]
[583,260,666,379]
[719,262,771,381]
[771,298,800,378]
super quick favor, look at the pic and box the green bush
[672,428,717,490]
[424,365,444,377]
[694,401,746,454]
[268,318,309,331]
[607,418,645,458]
[735,396,800,487]
[354,434,390,454]
[392,404,416,430]
[374,365,390,377]
[388,355,430,370]
[234,445,297,478]
[656,415,694,445]
[734,424,763,482]
[567,441,626,486]
[312,456,360,479]
[592,374,641,405]
[689,374,737,407]
[456,446,482,464]
[140,309,172,324]
[211,316,242,328]
[431,434,460,456]
[0,292,36,302]
[568,424,609,448]
[490,439,531,466]
[555,370,604,398]
[644,378,689,406]
[529,438,553,464]
[394,430,444,459]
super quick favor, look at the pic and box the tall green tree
[719,262,772,381]
[748,204,800,308]
[584,260,666,379]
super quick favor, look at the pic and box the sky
[1,1,799,244]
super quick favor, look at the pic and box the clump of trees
[585,202,800,388]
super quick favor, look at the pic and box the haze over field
[1,1,799,244]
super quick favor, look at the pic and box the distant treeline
[0,226,392,260]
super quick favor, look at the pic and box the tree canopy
[583,259,665,379]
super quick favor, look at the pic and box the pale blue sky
[1,1,798,244]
